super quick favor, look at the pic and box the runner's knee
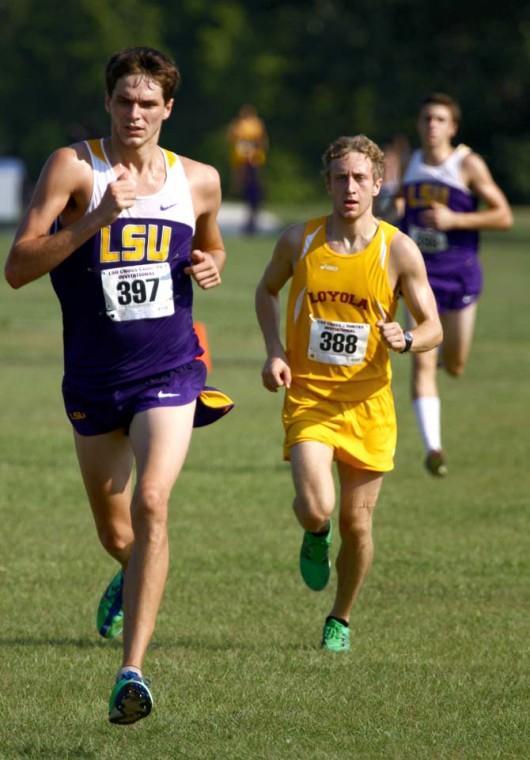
[445,358,465,377]
[132,483,169,538]
[338,506,373,543]
[293,492,333,531]
[97,525,131,557]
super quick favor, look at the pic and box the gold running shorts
[282,383,396,472]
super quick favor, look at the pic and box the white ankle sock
[413,396,441,452]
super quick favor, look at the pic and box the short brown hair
[105,47,180,103]
[322,135,385,182]
[419,92,461,125]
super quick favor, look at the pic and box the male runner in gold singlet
[255,135,442,651]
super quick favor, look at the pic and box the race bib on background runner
[101,263,174,321]
[409,224,448,254]
[308,317,370,365]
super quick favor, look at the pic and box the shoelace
[325,625,346,643]
[119,672,151,688]
[303,537,328,562]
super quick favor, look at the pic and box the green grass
[0,209,529,759]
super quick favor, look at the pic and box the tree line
[1,0,529,202]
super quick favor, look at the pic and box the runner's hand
[261,356,291,392]
[377,320,409,352]
[419,201,454,231]
[184,250,222,289]
[96,164,136,225]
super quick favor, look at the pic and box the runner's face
[327,152,381,220]
[106,74,173,148]
[417,104,457,149]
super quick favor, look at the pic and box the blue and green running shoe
[97,569,124,639]
[108,670,153,725]
[321,617,350,652]
[299,523,332,591]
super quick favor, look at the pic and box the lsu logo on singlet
[406,183,449,209]
[100,224,172,263]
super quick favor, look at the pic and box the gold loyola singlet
[285,216,399,402]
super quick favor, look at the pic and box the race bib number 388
[101,263,175,322]
[308,317,370,365]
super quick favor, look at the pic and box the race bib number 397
[308,318,370,366]
[101,263,175,322]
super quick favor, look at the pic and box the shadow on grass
[8,749,95,760]
[183,462,287,473]
[0,636,113,649]
[149,636,313,654]
[5,740,96,760]
[0,634,311,654]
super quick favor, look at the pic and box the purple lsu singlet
[401,145,482,310]
[50,139,202,389]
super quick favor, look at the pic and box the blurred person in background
[399,93,512,477]
[227,104,269,234]
[374,133,410,223]
[255,135,442,652]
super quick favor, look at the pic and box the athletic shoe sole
[109,679,153,725]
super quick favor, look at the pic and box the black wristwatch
[400,330,414,353]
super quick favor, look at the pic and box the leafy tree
[1,0,529,200]
[0,0,164,177]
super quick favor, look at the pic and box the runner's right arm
[5,146,135,288]
[255,223,303,391]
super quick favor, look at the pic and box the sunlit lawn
[0,210,528,758]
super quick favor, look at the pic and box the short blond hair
[322,135,385,182]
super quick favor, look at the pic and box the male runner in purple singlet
[5,47,232,724]
[400,93,512,476]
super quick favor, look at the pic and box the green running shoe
[108,670,153,725]
[97,569,124,639]
[321,617,350,652]
[299,523,332,591]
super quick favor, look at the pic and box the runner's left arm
[378,232,443,353]
[185,162,226,289]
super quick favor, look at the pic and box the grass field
[0,209,528,759]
